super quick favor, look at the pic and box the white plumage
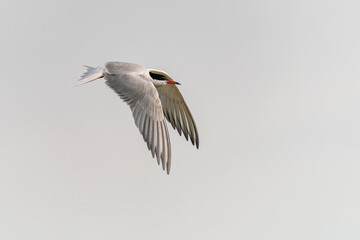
[78,61,199,174]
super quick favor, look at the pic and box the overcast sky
[1,0,360,239]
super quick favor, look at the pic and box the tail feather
[77,65,105,86]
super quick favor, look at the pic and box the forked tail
[77,65,105,86]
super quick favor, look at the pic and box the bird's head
[148,69,181,87]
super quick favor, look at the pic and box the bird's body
[78,62,199,174]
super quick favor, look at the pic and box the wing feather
[166,96,177,129]
[104,66,171,173]
[157,84,199,148]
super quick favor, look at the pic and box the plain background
[1,0,359,239]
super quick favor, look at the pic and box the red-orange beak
[166,80,181,85]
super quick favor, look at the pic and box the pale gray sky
[1,0,360,239]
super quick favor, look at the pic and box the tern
[78,61,199,174]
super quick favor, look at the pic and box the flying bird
[78,62,199,174]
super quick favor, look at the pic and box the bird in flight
[78,62,199,174]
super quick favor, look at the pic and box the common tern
[78,62,199,174]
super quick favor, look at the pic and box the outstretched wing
[157,84,199,148]
[104,69,171,174]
